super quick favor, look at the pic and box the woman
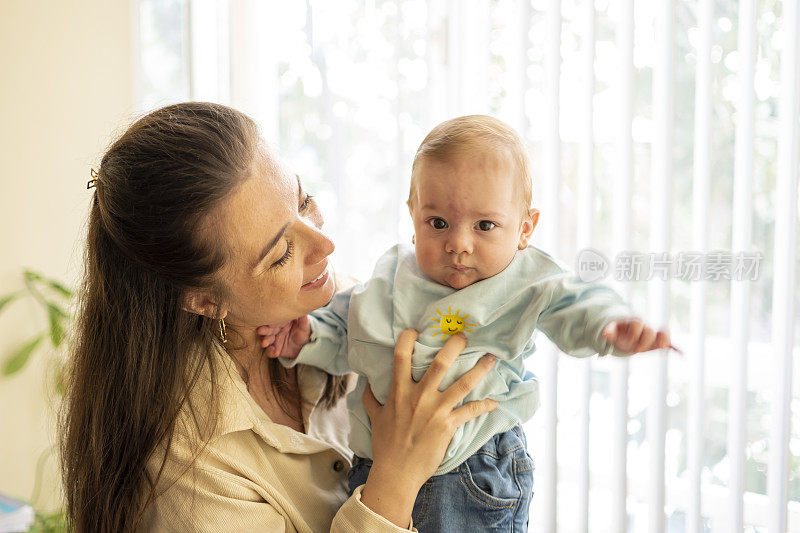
[61,102,498,532]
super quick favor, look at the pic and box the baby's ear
[518,209,539,250]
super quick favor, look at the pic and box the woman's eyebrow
[253,177,302,268]
[254,222,289,268]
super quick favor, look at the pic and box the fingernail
[485,354,495,362]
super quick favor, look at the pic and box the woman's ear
[182,289,227,319]
[518,208,540,250]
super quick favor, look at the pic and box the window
[137,1,800,529]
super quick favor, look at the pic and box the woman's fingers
[362,383,381,420]
[441,353,496,407]
[418,333,467,392]
[391,329,418,397]
[451,398,499,428]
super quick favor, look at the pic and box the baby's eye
[429,218,448,230]
[477,220,496,231]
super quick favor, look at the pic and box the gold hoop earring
[219,318,228,344]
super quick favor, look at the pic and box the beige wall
[0,0,136,511]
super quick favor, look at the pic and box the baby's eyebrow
[420,205,505,220]
[475,211,504,219]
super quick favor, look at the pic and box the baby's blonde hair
[407,115,532,215]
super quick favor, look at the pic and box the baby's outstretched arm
[601,318,679,355]
[257,316,311,359]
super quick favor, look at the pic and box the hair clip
[87,168,99,189]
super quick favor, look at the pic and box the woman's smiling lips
[301,266,329,291]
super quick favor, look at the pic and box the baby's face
[409,152,536,289]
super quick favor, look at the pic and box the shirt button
[332,460,344,472]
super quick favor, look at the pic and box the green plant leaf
[0,292,21,313]
[24,270,43,283]
[47,279,72,298]
[3,335,44,376]
[30,510,66,533]
[47,302,69,319]
[47,305,65,347]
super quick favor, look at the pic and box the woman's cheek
[270,267,303,297]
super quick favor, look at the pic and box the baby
[260,115,671,532]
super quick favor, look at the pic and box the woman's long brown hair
[61,102,348,532]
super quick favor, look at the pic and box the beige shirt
[139,352,415,532]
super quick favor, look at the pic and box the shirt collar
[188,350,336,454]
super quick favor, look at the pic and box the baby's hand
[256,316,311,359]
[601,318,680,355]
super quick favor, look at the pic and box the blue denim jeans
[348,425,534,532]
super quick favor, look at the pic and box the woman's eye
[477,220,496,231]
[300,193,313,211]
[271,240,294,268]
[429,218,448,230]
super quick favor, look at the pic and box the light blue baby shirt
[284,244,630,475]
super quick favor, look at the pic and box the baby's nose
[445,228,473,254]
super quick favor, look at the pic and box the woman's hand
[359,329,498,527]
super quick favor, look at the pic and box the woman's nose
[445,227,473,255]
[301,220,335,264]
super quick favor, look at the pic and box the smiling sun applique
[429,306,476,342]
